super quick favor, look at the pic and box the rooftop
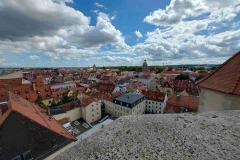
[51,83,76,89]
[55,110,240,160]
[114,93,145,104]
[0,92,75,140]
[197,51,240,95]
[0,71,22,79]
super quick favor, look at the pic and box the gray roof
[51,83,76,89]
[114,93,145,104]
[55,110,240,160]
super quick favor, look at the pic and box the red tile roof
[167,95,199,110]
[197,51,240,95]
[0,92,76,140]
[142,90,166,102]
[58,118,69,125]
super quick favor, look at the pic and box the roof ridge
[30,103,51,128]
[196,51,240,85]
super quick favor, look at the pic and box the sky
[0,0,240,67]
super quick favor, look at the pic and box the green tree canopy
[35,96,43,107]
[175,74,189,80]
[199,70,207,73]
[211,66,217,70]
[156,68,163,74]
[195,76,204,82]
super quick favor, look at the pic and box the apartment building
[104,93,145,117]
[81,96,101,123]
[142,90,167,114]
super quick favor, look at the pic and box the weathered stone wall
[55,110,240,160]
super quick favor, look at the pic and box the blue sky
[0,0,240,67]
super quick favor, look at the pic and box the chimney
[177,94,180,101]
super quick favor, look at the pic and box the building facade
[104,93,145,117]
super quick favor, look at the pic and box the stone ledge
[55,111,240,160]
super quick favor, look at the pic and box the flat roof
[114,93,145,104]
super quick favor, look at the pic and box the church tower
[142,60,148,72]
[93,64,96,72]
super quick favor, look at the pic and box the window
[97,112,98,115]
[52,139,57,147]
[92,109,94,112]
[23,150,33,160]
[96,107,98,110]
[49,100,51,104]
[92,114,94,116]
[149,102,150,104]
[92,119,94,121]
[92,105,93,107]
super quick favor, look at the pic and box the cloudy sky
[0,0,240,67]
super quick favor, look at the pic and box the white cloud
[0,59,6,63]
[0,0,90,40]
[92,9,99,13]
[29,55,40,59]
[94,2,107,9]
[135,30,143,38]
[143,0,240,26]
[0,1,128,60]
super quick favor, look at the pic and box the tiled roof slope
[0,92,76,140]
[167,95,199,110]
[197,51,240,95]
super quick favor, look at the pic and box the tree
[69,93,77,102]
[116,70,121,74]
[175,74,189,80]
[199,70,207,73]
[35,96,43,107]
[156,68,163,74]
[195,76,204,82]
[61,92,70,104]
[50,99,57,108]
[135,75,139,78]
[211,66,217,70]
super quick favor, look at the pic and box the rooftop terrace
[55,110,240,160]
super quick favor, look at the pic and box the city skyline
[0,0,240,67]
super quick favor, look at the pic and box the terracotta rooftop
[58,118,69,125]
[197,51,240,95]
[142,90,166,102]
[167,95,199,110]
[0,92,76,140]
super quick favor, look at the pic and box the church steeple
[93,64,96,71]
[142,60,148,72]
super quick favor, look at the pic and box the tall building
[197,51,240,111]
[93,64,97,72]
[142,60,148,72]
